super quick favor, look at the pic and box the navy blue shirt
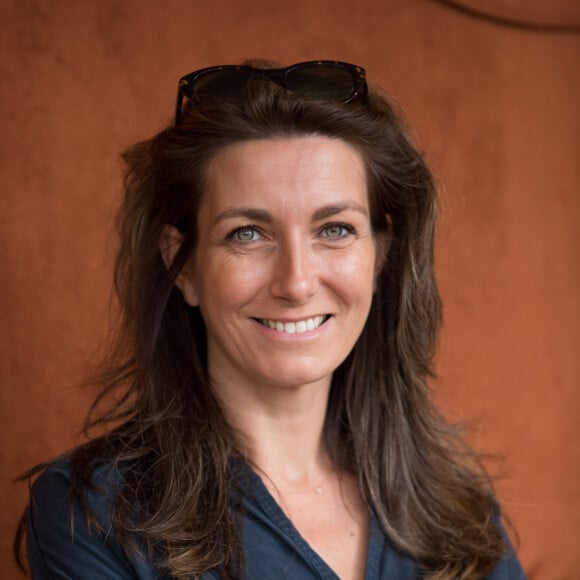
[27,461,526,579]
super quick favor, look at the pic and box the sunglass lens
[285,65,355,102]
[193,69,255,102]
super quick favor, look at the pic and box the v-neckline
[242,464,383,580]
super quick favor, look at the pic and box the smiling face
[177,136,384,394]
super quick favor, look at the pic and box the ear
[373,214,392,278]
[159,225,199,307]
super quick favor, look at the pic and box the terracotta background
[1,0,578,578]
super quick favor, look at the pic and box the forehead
[201,136,368,213]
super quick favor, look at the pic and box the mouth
[255,315,331,334]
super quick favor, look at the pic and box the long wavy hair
[17,76,505,579]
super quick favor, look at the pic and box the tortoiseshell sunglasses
[175,60,367,123]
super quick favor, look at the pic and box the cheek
[324,247,377,297]
[197,256,271,310]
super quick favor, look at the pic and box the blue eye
[322,224,352,239]
[229,226,262,242]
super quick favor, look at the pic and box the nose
[270,235,319,303]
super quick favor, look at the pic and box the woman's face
[178,136,384,393]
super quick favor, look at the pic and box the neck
[212,373,334,487]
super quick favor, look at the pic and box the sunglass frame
[175,60,367,124]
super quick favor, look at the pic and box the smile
[257,315,330,334]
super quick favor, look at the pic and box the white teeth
[260,316,327,334]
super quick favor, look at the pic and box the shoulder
[486,517,527,580]
[26,458,161,579]
[29,459,121,519]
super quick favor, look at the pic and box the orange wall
[1,1,578,578]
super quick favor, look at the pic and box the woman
[18,60,525,579]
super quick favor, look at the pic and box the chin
[255,360,338,389]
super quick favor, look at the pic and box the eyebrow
[213,208,273,225]
[312,202,368,220]
[214,202,368,225]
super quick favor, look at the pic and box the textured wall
[1,0,578,577]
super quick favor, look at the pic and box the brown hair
[18,77,505,578]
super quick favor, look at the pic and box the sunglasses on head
[175,60,367,124]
